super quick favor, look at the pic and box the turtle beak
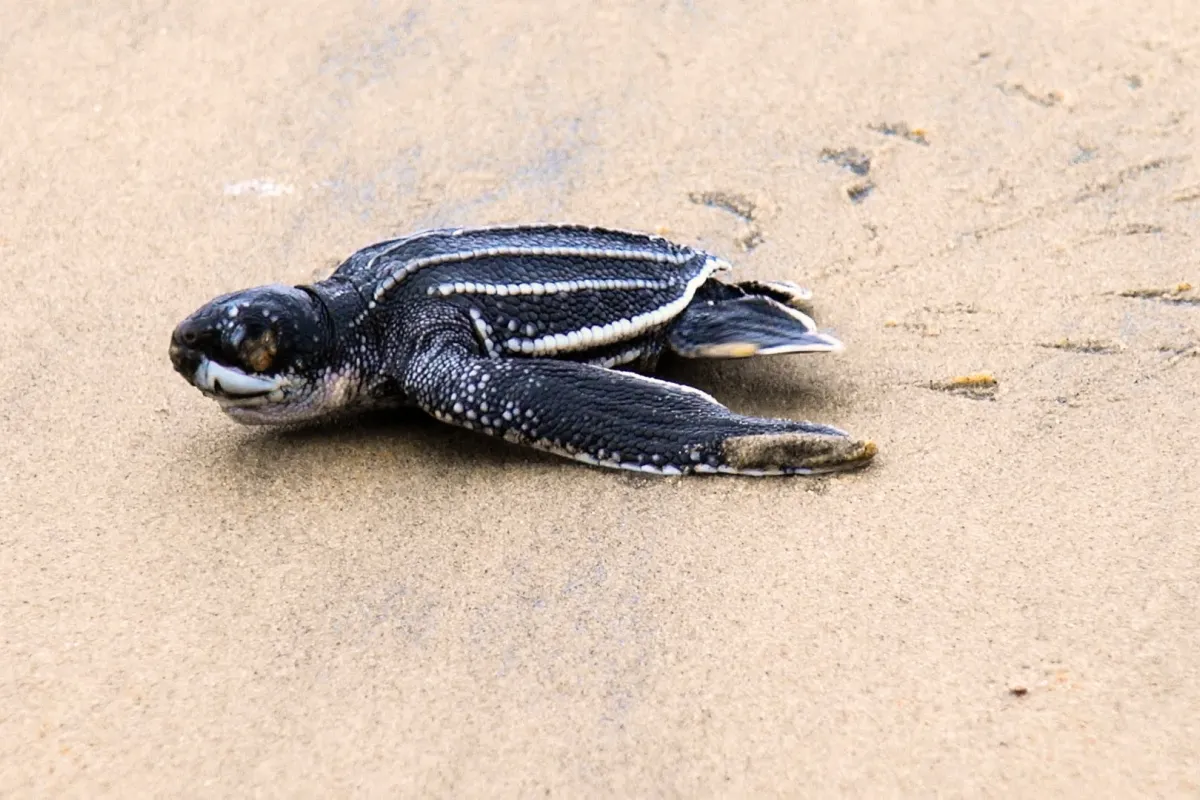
[191,358,280,396]
[169,321,280,397]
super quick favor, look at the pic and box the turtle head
[169,284,349,425]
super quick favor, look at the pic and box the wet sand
[3,0,1198,795]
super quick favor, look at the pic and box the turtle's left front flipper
[403,338,875,476]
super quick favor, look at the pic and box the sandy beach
[3,0,1198,795]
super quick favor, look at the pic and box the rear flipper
[736,279,816,315]
[668,293,843,359]
[403,335,876,476]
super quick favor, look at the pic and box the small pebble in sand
[945,373,996,387]
[928,372,998,399]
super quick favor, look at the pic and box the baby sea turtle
[169,225,875,476]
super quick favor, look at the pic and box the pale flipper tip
[722,431,877,473]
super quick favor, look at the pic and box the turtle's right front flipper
[401,335,875,476]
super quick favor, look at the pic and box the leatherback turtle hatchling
[169,225,876,476]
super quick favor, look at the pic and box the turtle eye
[238,326,278,373]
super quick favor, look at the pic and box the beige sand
[3,0,1198,795]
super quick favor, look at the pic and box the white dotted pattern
[373,245,693,304]
[428,277,677,297]
[584,345,647,369]
[500,258,721,356]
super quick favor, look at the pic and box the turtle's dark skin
[169,225,876,476]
